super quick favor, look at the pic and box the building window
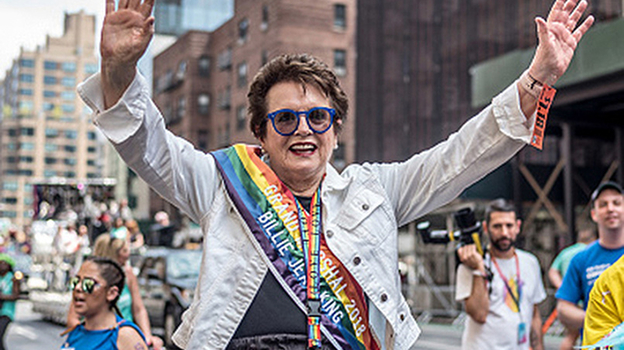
[237,62,248,88]
[43,170,56,177]
[44,61,58,70]
[217,47,232,70]
[2,182,18,191]
[85,63,98,74]
[64,171,76,178]
[87,160,96,166]
[45,157,57,165]
[62,104,75,113]
[62,62,77,72]
[19,74,34,83]
[236,105,246,131]
[43,102,54,111]
[44,76,57,85]
[62,77,76,87]
[177,97,186,120]
[19,59,34,68]
[44,90,56,98]
[20,142,35,151]
[334,49,346,76]
[198,56,210,76]
[3,198,17,205]
[334,4,346,29]
[238,18,249,43]
[64,145,76,152]
[261,6,269,31]
[261,50,268,66]
[18,101,33,113]
[18,89,33,96]
[88,131,97,140]
[198,130,208,150]
[61,91,74,100]
[176,60,187,81]
[44,143,57,152]
[21,128,34,136]
[65,130,78,139]
[64,158,77,166]
[197,94,210,115]
[218,86,231,110]
[45,128,59,138]
[87,146,97,153]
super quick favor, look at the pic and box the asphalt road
[7,299,566,349]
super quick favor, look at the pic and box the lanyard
[491,253,522,313]
[295,186,323,349]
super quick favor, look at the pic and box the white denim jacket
[78,72,533,350]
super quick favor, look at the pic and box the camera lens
[454,207,476,229]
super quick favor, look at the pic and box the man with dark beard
[455,199,546,350]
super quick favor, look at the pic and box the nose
[293,112,312,135]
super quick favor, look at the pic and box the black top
[231,196,314,339]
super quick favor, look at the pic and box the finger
[561,0,579,14]
[572,15,594,42]
[139,0,156,18]
[547,0,566,22]
[567,0,587,29]
[118,0,129,9]
[105,0,115,15]
[535,17,549,42]
[128,0,141,10]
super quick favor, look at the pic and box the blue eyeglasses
[267,107,336,136]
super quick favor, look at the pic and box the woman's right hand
[101,0,155,109]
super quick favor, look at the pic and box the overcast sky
[0,0,106,74]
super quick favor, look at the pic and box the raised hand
[101,0,155,109]
[529,0,594,86]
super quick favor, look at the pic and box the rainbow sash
[211,144,379,350]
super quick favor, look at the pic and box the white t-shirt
[455,249,546,350]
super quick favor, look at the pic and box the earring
[334,143,339,150]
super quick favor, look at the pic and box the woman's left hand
[529,0,594,86]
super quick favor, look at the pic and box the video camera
[417,207,485,256]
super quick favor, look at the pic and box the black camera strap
[491,253,522,313]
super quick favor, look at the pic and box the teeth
[291,144,315,151]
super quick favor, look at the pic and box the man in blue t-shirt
[556,181,624,343]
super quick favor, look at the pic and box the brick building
[151,0,356,218]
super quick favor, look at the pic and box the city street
[8,299,567,349]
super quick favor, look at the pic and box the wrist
[519,69,544,99]
[472,269,487,278]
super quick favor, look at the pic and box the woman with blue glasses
[78,0,593,348]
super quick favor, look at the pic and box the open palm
[531,0,594,86]
[101,0,155,66]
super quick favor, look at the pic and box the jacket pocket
[334,188,392,244]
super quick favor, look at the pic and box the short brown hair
[247,53,348,139]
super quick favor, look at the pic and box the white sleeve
[455,263,475,301]
[370,80,534,227]
[77,72,220,224]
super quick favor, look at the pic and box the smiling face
[591,189,624,234]
[260,81,339,195]
[72,261,117,318]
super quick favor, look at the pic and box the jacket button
[362,203,369,210]
[400,313,405,321]
[326,230,334,238]
[381,293,388,302]
[353,256,361,265]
